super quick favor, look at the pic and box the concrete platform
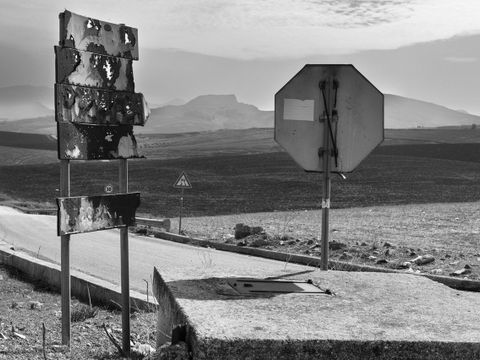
[153,265,480,359]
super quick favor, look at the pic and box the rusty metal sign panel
[275,64,384,173]
[57,192,140,235]
[57,123,141,160]
[59,10,139,60]
[55,84,148,125]
[55,47,134,92]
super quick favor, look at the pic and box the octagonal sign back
[274,65,384,173]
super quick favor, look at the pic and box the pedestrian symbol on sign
[173,172,192,189]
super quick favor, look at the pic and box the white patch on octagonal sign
[283,99,315,121]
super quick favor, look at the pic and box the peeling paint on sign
[59,10,139,60]
[57,192,140,235]
[57,122,142,160]
[55,47,134,92]
[55,84,148,125]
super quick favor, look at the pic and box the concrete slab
[153,266,480,359]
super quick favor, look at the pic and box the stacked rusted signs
[55,10,148,232]
[54,11,148,351]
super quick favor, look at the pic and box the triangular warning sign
[173,172,192,189]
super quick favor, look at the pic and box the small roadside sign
[173,172,192,189]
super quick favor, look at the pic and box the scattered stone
[135,227,148,235]
[236,240,247,247]
[360,242,368,246]
[133,343,155,356]
[0,275,3,281]
[383,242,392,248]
[372,250,380,255]
[376,259,388,265]
[306,239,315,245]
[411,254,435,265]
[445,254,451,258]
[12,331,26,340]
[368,255,377,261]
[384,249,395,256]
[389,261,411,270]
[430,269,443,275]
[234,223,264,240]
[287,240,296,245]
[450,268,471,276]
[329,241,347,251]
[464,264,472,270]
[249,237,269,248]
[29,301,43,310]
[304,249,311,255]
[449,261,459,266]
[339,252,353,261]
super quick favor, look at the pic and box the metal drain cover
[228,278,325,295]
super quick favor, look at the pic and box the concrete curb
[0,243,157,312]
[152,231,480,292]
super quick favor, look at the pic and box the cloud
[1,0,480,59]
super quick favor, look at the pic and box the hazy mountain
[385,94,480,129]
[137,94,273,134]
[1,93,480,135]
[0,85,53,120]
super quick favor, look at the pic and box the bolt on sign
[274,64,384,270]
[55,10,148,354]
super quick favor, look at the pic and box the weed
[71,303,98,322]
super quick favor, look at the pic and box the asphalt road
[0,206,312,293]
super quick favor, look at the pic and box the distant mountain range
[137,94,272,134]
[1,85,480,134]
[0,85,53,121]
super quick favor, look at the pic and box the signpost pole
[60,159,71,345]
[119,159,130,355]
[179,188,184,234]
[320,77,333,271]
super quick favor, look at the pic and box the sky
[0,0,479,113]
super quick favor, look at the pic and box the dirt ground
[0,265,158,360]
[171,201,480,281]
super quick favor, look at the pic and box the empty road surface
[0,206,313,293]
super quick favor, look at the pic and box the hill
[1,93,480,135]
[385,94,480,129]
[0,85,53,120]
[138,94,273,134]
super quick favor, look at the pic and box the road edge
[0,242,157,311]
[149,231,480,292]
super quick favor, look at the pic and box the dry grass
[0,265,157,359]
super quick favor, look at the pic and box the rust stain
[57,193,140,235]
[57,123,142,160]
[59,10,139,60]
[55,46,134,92]
[55,84,148,125]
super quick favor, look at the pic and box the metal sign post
[60,159,71,345]
[274,65,384,271]
[119,159,130,353]
[320,77,334,270]
[173,172,192,234]
[55,10,148,355]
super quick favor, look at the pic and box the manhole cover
[228,278,326,295]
